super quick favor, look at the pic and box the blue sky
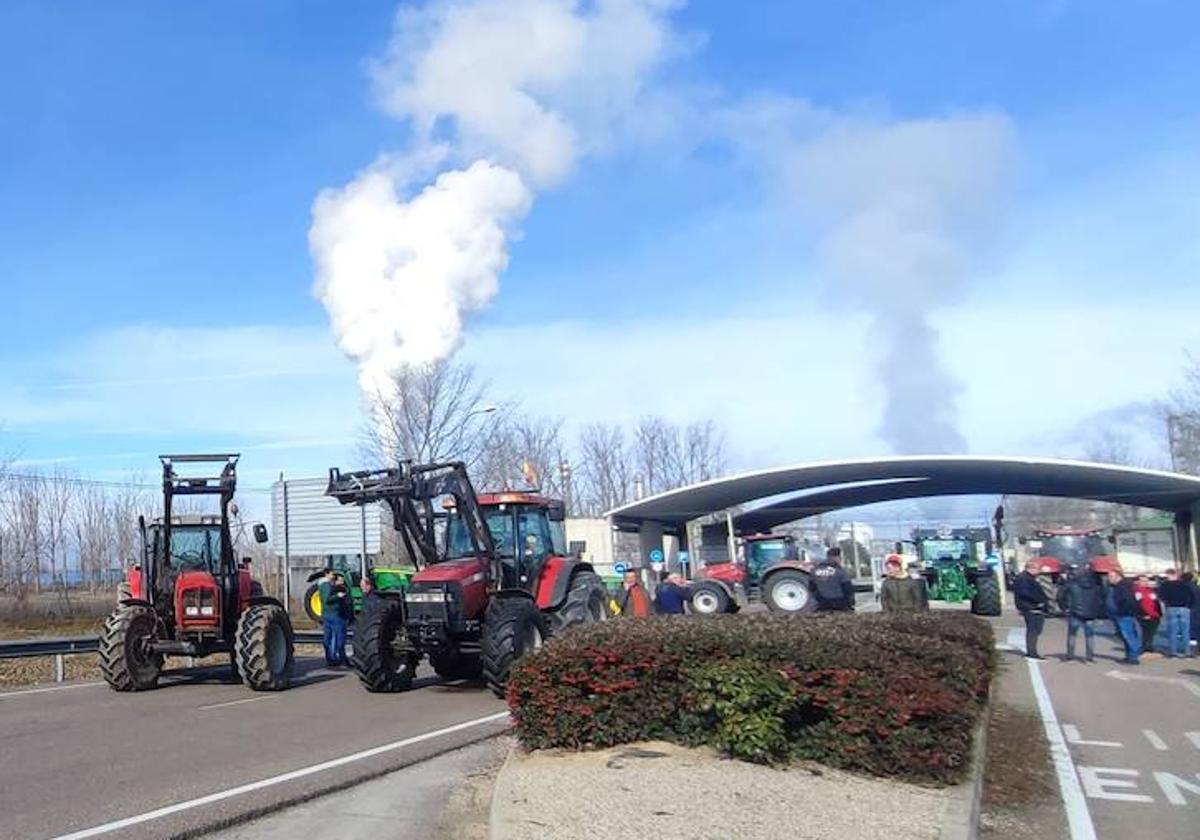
[2,1,1198,509]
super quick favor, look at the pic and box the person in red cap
[880,554,928,613]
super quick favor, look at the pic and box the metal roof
[606,456,1200,533]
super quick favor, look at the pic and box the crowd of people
[1013,559,1200,663]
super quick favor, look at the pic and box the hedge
[506,611,994,785]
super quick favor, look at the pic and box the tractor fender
[117,597,155,610]
[535,557,594,610]
[305,569,326,583]
[760,565,811,587]
[247,596,287,611]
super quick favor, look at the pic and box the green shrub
[506,611,994,785]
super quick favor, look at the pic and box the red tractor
[689,533,815,614]
[326,461,609,696]
[99,455,294,692]
[1023,527,1119,577]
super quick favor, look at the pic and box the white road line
[48,710,511,840]
[1143,729,1169,751]
[1027,658,1098,840]
[197,695,276,711]
[0,681,102,700]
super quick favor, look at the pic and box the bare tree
[361,360,503,471]
[41,467,76,594]
[1168,352,1200,475]
[576,424,632,516]
[2,473,44,599]
[73,483,112,592]
[475,413,569,497]
[633,416,728,495]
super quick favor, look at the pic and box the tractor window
[517,511,554,566]
[446,510,515,559]
[167,526,220,572]
[920,539,969,564]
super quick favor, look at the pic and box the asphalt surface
[0,655,507,840]
[996,616,1200,840]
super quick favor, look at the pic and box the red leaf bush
[506,611,994,784]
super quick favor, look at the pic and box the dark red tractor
[326,461,609,696]
[99,454,294,692]
[689,533,815,614]
[1024,527,1119,576]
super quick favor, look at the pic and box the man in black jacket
[1012,559,1050,659]
[813,547,855,611]
[1158,567,1195,658]
[1057,565,1104,662]
[1104,568,1142,665]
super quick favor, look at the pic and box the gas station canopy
[606,456,1200,535]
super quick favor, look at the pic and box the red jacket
[1134,584,1161,620]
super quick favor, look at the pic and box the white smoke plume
[311,0,682,397]
[727,101,1016,453]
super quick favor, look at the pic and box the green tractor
[302,559,416,623]
[911,527,1002,616]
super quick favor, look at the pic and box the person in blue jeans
[1158,567,1195,657]
[1104,568,1141,664]
[318,569,350,666]
[1057,565,1104,662]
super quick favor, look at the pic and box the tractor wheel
[689,581,731,615]
[353,598,417,692]
[99,605,163,692]
[548,571,609,635]
[235,604,294,691]
[430,650,482,682]
[481,597,548,697]
[116,581,132,603]
[762,570,815,614]
[303,583,323,623]
[970,574,1002,617]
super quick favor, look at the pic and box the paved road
[0,656,507,840]
[996,617,1200,840]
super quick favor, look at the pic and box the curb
[939,696,992,840]
[487,738,520,840]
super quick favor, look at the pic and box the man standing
[1058,565,1103,662]
[880,554,928,613]
[318,568,349,666]
[1105,568,1141,665]
[652,571,690,615]
[812,547,855,612]
[1158,568,1194,658]
[618,569,652,617]
[1012,559,1050,659]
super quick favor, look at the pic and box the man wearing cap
[318,568,350,666]
[812,547,855,612]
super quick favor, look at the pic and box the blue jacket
[653,582,690,615]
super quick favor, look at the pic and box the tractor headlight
[184,606,200,616]
[405,592,448,603]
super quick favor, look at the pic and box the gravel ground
[491,741,949,840]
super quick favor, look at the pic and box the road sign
[613,562,629,574]
[649,548,664,564]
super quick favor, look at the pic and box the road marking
[1142,729,1168,751]
[0,681,102,700]
[1027,658,1098,840]
[1077,766,1153,803]
[1187,731,1200,751]
[1104,669,1200,698]
[198,695,276,711]
[1006,627,1023,651]
[48,710,511,840]
[1153,771,1200,805]
[1062,724,1121,748]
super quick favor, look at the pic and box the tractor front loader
[326,461,608,697]
[99,454,294,692]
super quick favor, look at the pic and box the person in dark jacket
[812,547,855,611]
[1012,559,1050,659]
[1104,568,1142,665]
[1185,571,1200,656]
[652,572,690,615]
[1056,565,1104,662]
[1158,567,1195,657]
[880,555,928,613]
[318,569,350,666]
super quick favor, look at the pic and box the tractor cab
[743,534,799,581]
[445,492,566,590]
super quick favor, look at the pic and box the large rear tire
[236,604,294,691]
[481,597,547,697]
[99,605,163,692]
[353,598,417,692]
[690,581,731,615]
[303,583,323,623]
[762,570,815,613]
[548,571,609,634]
[970,574,1002,617]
